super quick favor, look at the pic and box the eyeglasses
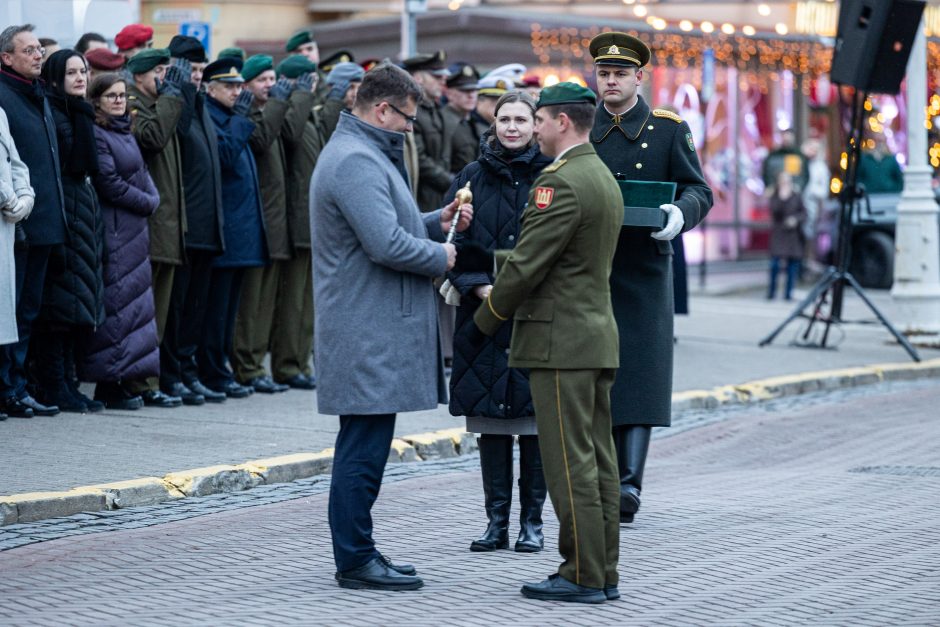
[382,102,418,125]
[101,93,127,102]
[20,46,45,58]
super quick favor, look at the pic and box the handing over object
[446,182,473,243]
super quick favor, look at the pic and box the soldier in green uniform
[588,33,713,524]
[285,30,328,104]
[467,83,623,604]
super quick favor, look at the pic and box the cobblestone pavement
[4,291,937,496]
[1,379,938,625]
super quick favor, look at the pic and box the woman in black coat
[447,91,552,553]
[30,50,106,413]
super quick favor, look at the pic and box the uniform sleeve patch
[686,132,695,152]
[534,186,555,210]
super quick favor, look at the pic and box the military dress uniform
[589,33,713,522]
[473,84,624,599]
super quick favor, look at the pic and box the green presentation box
[617,180,677,229]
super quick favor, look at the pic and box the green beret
[285,30,314,53]
[126,48,170,75]
[277,54,318,79]
[589,32,651,68]
[217,47,245,61]
[536,82,597,109]
[242,54,274,82]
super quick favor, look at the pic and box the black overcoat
[414,99,458,212]
[446,136,551,420]
[178,90,225,253]
[591,96,712,427]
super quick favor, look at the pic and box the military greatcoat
[591,95,712,427]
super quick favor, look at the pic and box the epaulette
[542,159,567,173]
[652,109,682,124]
[313,104,324,112]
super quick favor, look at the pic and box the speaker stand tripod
[758,89,920,362]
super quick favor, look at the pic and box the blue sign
[180,22,211,58]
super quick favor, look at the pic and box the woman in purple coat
[80,73,161,409]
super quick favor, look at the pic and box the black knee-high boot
[614,425,652,523]
[515,435,546,552]
[470,434,513,552]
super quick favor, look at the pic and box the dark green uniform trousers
[232,262,281,382]
[128,261,175,394]
[271,249,314,381]
[529,368,620,590]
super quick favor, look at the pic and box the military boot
[515,435,546,552]
[470,435,513,551]
[615,425,652,523]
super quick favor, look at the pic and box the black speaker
[830,0,926,94]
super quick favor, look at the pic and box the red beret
[114,24,154,51]
[522,75,541,88]
[84,47,126,71]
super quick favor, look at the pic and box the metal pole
[400,1,411,61]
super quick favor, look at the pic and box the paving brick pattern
[1,380,938,625]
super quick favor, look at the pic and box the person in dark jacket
[200,58,266,399]
[0,24,67,418]
[444,62,483,174]
[447,91,552,553]
[31,49,106,413]
[159,35,226,405]
[82,72,161,409]
[767,171,807,300]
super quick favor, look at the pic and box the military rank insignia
[686,132,695,152]
[534,186,555,210]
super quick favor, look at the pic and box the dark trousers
[0,245,52,399]
[768,257,801,300]
[198,267,244,389]
[329,412,397,573]
[161,250,215,388]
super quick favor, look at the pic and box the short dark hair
[354,63,422,111]
[0,24,35,55]
[75,32,107,54]
[38,37,58,47]
[540,102,595,133]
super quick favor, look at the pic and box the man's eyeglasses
[381,102,418,125]
[21,46,45,58]
[101,93,127,102]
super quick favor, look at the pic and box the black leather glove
[294,72,317,93]
[269,77,292,101]
[157,65,184,98]
[233,90,254,117]
[454,242,495,273]
[171,57,192,83]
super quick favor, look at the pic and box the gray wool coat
[310,111,449,416]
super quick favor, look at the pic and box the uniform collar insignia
[591,96,650,143]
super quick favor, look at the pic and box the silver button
[648,125,654,130]
[505,348,510,355]
[641,142,648,148]
[498,403,504,410]
[636,163,643,169]
[508,235,515,241]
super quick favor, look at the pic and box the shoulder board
[128,94,138,101]
[542,159,567,174]
[313,104,324,112]
[652,109,682,124]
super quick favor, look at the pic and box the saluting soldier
[588,32,713,524]
[285,30,329,104]
[467,83,623,604]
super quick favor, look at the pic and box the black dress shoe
[103,395,144,411]
[5,395,58,417]
[163,382,205,406]
[620,485,641,524]
[186,380,226,403]
[213,381,253,399]
[335,557,423,591]
[0,411,7,421]
[605,585,620,601]
[245,376,288,394]
[277,374,316,390]
[140,389,183,408]
[520,574,606,604]
[378,553,417,576]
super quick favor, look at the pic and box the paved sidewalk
[1,380,938,625]
[1,289,937,497]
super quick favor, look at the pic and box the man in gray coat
[310,63,471,591]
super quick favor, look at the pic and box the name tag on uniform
[616,180,676,229]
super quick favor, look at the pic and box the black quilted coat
[446,134,551,420]
[40,93,106,328]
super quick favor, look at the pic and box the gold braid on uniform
[652,109,683,124]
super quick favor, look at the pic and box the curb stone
[2,356,939,527]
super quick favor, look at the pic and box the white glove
[651,203,684,241]
[2,194,33,224]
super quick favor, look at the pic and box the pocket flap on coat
[514,298,554,322]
